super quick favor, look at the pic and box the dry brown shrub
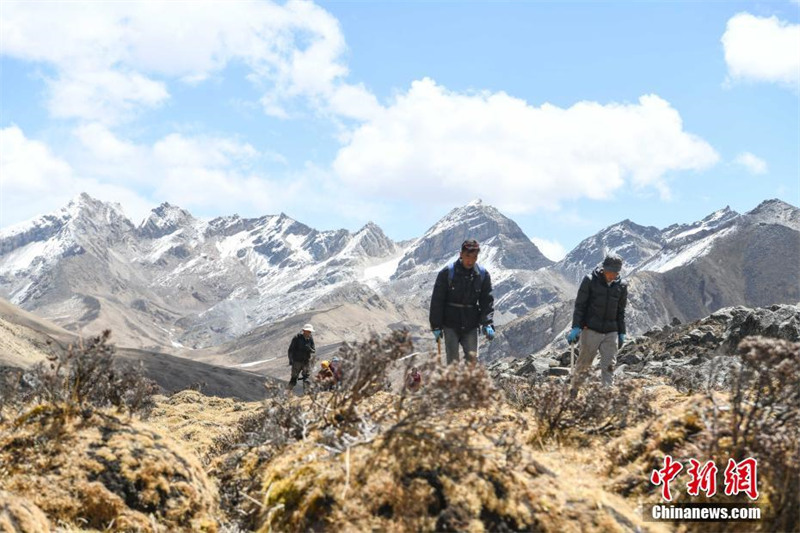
[603,336,799,533]
[692,336,800,532]
[497,372,656,441]
[2,330,157,418]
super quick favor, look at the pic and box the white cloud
[530,237,567,261]
[722,13,800,89]
[70,124,298,218]
[0,0,356,123]
[0,125,152,225]
[333,79,719,213]
[733,152,768,175]
[0,124,305,227]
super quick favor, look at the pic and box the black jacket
[429,260,494,331]
[288,333,316,364]
[572,267,628,334]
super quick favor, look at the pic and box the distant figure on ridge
[429,239,495,364]
[567,253,628,387]
[287,324,316,393]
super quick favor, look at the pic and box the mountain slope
[0,298,268,400]
[489,199,800,359]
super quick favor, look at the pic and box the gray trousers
[575,328,618,386]
[443,327,478,364]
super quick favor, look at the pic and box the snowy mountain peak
[555,218,663,282]
[661,206,740,246]
[347,222,396,258]
[746,199,800,231]
[139,203,196,239]
[394,200,551,278]
[635,205,744,274]
[62,193,132,231]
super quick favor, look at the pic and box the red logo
[723,458,759,500]
[650,455,683,502]
[650,456,759,501]
[686,459,718,497]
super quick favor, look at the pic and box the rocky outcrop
[489,304,800,384]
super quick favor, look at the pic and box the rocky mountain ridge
[1,195,798,370]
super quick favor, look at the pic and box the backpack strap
[448,262,486,286]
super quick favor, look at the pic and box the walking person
[429,239,495,364]
[287,324,316,393]
[567,253,628,387]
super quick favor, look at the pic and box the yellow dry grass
[0,490,50,533]
[0,404,218,533]
[147,391,263,460]
[213,391,671,533]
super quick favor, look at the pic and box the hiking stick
[570,341,577,374]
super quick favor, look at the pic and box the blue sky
[1,1,798,260]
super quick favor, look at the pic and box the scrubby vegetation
[0,330,158,418]
[0,328,798,532]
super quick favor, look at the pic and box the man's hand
[567,327,581,344]
[483,325,495,340]
[433,329,442,341]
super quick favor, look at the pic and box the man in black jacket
[429,239,495,364]
[567,253,627,386]
[287,323,316,392]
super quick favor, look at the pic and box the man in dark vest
[429,239,495,364]
[567,253,628,387]
[287,323,316,392]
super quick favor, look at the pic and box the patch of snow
[237,357,279,368]
[362,252,405,288]
[639,226,736,273]
[0,238,71,275]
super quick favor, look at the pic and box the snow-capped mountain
[635,206,741,273]
[393,200,552,278]
[382,200,569,326]
[1,194,797,369]
[0,193,402,351]
[485,198,800,360]
[555,219,664,283]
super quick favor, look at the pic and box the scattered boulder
[721,304,800,349]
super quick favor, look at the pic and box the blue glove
[483,325,495,340]
[566,327,581,344]
[618,333,626,348]
[433,329,442,341]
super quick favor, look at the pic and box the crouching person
[315,360,336,391]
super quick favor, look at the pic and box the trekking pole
[437,337,441,359]
[570,340,577,374]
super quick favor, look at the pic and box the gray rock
[619,353,642,365]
